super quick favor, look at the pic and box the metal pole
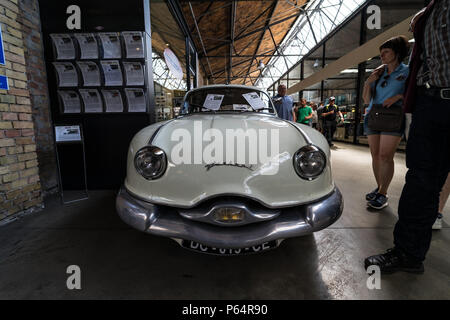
[143,0,156,124]
[188,1,215,84]
[354,7,368,144]
[320,43,325,102]
[299,60,304,99]
[186,37,191,91]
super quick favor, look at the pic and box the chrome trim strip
[284,120,313,145]
[148,119,177,145]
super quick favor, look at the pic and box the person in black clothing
[365,1,450,274]
[322,97,338,146]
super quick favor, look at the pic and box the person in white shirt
[310,102,319,129]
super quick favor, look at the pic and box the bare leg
[378,135,402,195]
[439,173,450,213]
[368,135,381,189]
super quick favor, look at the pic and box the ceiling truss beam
[244,0,278,85]
[199,12,300,57]
[228,0,236,84]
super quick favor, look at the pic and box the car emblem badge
[214,207,245,223]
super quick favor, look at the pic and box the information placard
[55,125,82,142]
[76,61,101,87]
[122,32,144,58]
[98,32,122,59]
[74,33,99,59]
[203,94,224,111]
[123,62,144,86]
[101,60,123,86]
[58,90,81,113]
[102,89,123,112]
[242,92,266,110]
[79,89,103,113]
[125,88,146,112]
[53,62,78,87]
[50,34,76,60]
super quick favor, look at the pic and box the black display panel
[39,0,150,189]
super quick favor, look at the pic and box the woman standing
[362,36,410,210]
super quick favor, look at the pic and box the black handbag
[367,75,404,132]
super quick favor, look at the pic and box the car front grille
[177,196,281,227]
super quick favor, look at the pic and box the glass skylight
[152,52,187,90]
[255,0,367,89]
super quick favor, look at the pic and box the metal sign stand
[54,124,89,204]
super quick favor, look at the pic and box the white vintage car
[116,85,343,255]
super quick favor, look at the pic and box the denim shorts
[363,114,405,137]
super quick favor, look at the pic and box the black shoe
[367,193,388,210]
[364,247,424,274]
[365,188,379,201]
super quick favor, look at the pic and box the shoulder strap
[372,77,381,101]
[372,65,387,101]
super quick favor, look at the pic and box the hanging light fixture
[313,59,319,68]
[257,60,265,70]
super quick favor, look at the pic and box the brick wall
[0,0,52,221]
[18,0,57,195]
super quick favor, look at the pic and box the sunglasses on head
[381,75,390,88]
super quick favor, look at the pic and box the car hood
[125,113,334,208]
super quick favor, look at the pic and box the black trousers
[393,93,450,262]
[324,120,336,145]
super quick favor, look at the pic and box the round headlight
[134,146,167,180]
[293,145,326,180]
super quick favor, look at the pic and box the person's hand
[410,7,426,32]
[366,65,385,84]
[383,96,400,108]
[404,113,412,140]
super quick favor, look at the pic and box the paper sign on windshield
[203,94,224,111]
[242,92,265,110]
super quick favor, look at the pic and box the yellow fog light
[214,208,245,223]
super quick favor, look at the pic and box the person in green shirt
[293,98,313,125]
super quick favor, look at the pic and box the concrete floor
[0,142,449,299]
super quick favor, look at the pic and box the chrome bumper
[116,187,343,248]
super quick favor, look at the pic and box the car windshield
[182,87,275,114]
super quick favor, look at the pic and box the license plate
[181,240,278,255]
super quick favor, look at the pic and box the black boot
[364,247,424,274]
